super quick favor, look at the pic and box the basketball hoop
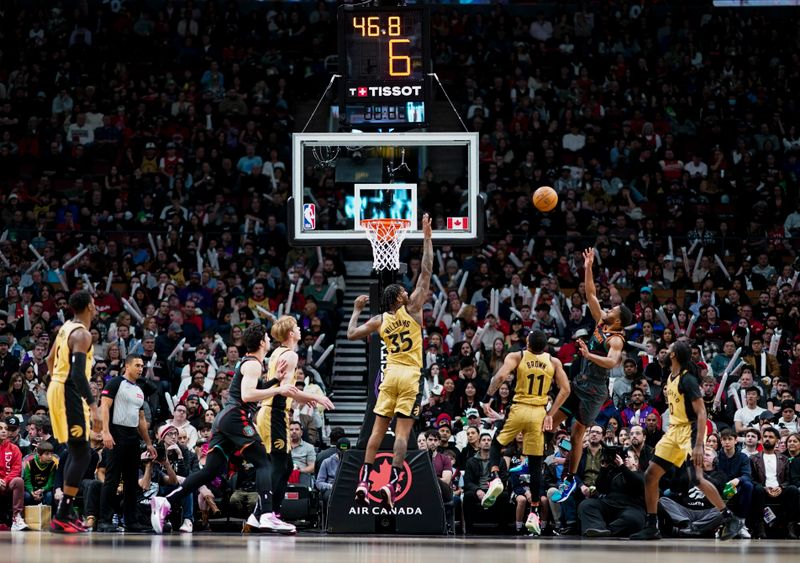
[361,218,412,271]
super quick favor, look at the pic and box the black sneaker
[97,522,125,533]
[719,515,744,541]
[124,523,152,533]
[585,528,611,537]
[630,526,662,540]
[556,523,580,536]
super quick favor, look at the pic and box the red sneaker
[355,480,370,506]
[50,516,88,534]
[378,484,395,510]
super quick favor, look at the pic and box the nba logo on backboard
[303,204,316,230]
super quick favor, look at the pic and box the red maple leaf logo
[367,454,413,503]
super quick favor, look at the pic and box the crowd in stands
[0,0,800,538]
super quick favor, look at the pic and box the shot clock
[338,6,430,129]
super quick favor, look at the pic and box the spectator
[289,421,315,487]
[166,404,199,450]
[316,437,350,504]
[463,432,509,534]
[577,447,645,537]
[717,429,755,538]
[627,425,654,470]
[749,426,800,538]
[658,451,727,538]
[22,441,57,506]
[315,427,346,476]
[620,389,657,428]
[734,388,767,433]
[0,420,26,530]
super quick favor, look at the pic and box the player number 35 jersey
[513,350,554,407]
[379,306,423,369]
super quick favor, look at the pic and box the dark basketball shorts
[559,373,609,427]
[208,407,262,458]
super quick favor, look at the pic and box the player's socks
[359,463,373,482]
[390,465,401,484]
[56,495,76,520]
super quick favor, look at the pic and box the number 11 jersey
[380,305,423,369]
[513,350,555,407]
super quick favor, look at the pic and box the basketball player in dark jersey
[631,342,743,540]
[150,324,299,534]
[550,248,631,502]
[256,315,334,525]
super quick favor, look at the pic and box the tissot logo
[349,86,423,98]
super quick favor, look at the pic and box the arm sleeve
[69,352,94,404]
[680,373,703,402]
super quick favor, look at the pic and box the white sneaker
[738,525,751,539]
[11,514,28,531]
[150,496,172,534]
[243,513,260,533]
[482,477,504,508]
[526,512,541,536]
[259,512,296,534]
[179,518,193,533]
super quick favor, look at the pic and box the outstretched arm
[481,352,521,408]
[407,213,433,316]
[240,360,298,403]
[576,334,623,370]
[347,295,382,340]
[583,248,602,322]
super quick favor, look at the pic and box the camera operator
[155,424,195,533]
[577,446,645,537]
[98,354,156,532]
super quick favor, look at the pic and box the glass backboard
[289,132,481,245]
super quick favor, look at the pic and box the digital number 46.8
[352,16,402,37]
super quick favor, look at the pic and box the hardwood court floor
[1,533,796,563]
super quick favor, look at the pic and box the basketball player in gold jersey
[347,213,432,509]
[45,290,100,533]
[255,315,334,529]
[631,341,743,540]
[480,329,570,534]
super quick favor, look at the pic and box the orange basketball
[533,186,558,212]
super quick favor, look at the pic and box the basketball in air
[533,186,558,212]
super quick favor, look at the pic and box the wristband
[481,394,492,404]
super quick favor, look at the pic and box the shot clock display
[338,6,430,129]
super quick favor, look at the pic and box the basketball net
[361,219,411,271]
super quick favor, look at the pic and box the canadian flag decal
[447,217,469,230]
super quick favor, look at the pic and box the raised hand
[353,295,369,311]
[583,248,595,268]
[421,213,432,239]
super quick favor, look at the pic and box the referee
[98,354,157,532]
